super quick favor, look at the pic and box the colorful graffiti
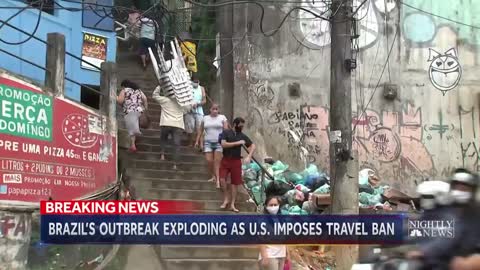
[295,0,396,49]
[267,104,435,182]
[402,0,480,46]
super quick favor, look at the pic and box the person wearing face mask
[259,196,289,270]
[407,169,479,270]
[219,117,255,212]
[184,76,206,148]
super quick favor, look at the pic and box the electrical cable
[0,0,42,31]
[0,47,104,96]
[0,0,43,45]
[181,0,329,37]
[0,19,102,71]
[383,0,391,83]
[352,26,398,135]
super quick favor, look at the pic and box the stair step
[134,178,215,190]
[136,135,194,146]
[136,143,203,153]
[158,245,258,259]
[160,258,259,270]
[127,168,211,180]
[128,199,256,212]
[136,188,250,202]
[131,152,206,163]
[132,160,208,172]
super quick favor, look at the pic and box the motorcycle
[351,247,422,270]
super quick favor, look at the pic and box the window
[81,84,101,110]
[82,0,114,32]
[25,0,55,15]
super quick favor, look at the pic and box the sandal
[220,203,229,209]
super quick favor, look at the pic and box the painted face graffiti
[427,48,462,95]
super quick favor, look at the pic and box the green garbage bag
[373,185,388,195]
[295,184,311,193]
[288,205,308,215]
[272,161,289,172]
[313,184,330,194]
[263,177,272,189]
[304,164,319,176]
[359,192,382,206]
[274,171,288,184]
[250,162,262,172]
[280,204,290,215]
[251,185,263,205]
[285,172,304,184]
[246,180,257,189]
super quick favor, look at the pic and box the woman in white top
[259,196,288,270]
[195,104,228,188]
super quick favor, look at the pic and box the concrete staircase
[116,48,259,270]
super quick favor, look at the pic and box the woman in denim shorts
[195,104,228,188]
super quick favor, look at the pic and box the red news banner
[0,74,117,202]
[40,201,203,214]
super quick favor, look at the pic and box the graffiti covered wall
[232,0,480,194]
[0,211,32,269]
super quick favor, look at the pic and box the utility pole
[329,0,359,269]
[216,0,234,122]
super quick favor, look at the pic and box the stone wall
[232,0,480,194]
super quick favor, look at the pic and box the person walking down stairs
[195,104,228,189]
[152,86,187,170]
[184,76,206,147]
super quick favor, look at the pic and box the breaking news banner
[40,201,405,245]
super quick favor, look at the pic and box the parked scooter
[351,247,422,270]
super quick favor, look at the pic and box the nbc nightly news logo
[408,219,455,238]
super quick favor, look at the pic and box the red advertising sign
[0,74,117,203]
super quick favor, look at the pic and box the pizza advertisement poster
[81,32,108,70]
[0,74,117,204]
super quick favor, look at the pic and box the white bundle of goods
[148,38,194,109]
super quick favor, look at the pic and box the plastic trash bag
[359,168,374,185]
[263,177,272,189]
[272,160,289,172]
[266,181,293,198]
[358,192,383,206]
[302,200,315,214]
[313,184,330,194]
[295,184,311,193]
[285,189,305,206]
[250,162,262,172]
[305,174,329,190]
[280,205,290,215]
[359,184,375,194]
[274,171,289,184]
[243,168,258,182]
[246,180,258,189]
[288,205,308,215]
[286,172,304,185]
[251,185,263,205]
[373,185,388,195]
[305,164,320,177]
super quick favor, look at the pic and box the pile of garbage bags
[243,161,392,215]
